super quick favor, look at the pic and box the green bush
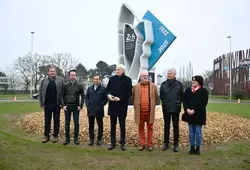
[232,90,246,99]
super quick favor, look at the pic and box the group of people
[39,64,208,155]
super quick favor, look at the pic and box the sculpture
[117,3,176,85]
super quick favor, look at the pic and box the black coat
[182,87,208,125]
[62,81,85,108]
[160,79,184,113]
[106,74,132,117]
[85,84,108,117]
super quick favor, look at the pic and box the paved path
[0,99,38,103]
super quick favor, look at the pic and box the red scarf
[191,85,201,93]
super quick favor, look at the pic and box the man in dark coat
[39,66,64,143]
[61,70,85,145]
[160,68,184,152]
[106,64,132,151]
[85,75,108,146]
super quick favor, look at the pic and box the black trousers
[163,112,180,145]
[88,116,103,141]
[44,104,61,137]
[64,106,80,139]
[110,116,126,145]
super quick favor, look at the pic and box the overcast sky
[1,0,250,76]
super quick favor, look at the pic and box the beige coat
[132,82,159,124]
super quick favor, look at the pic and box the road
[0,98,38,103]
[209,99,250,104]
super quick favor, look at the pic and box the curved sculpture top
[118,3,154,84]
[117,3,176,86]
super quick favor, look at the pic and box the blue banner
[139,10,176,70]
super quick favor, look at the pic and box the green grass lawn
[209,95,230,100]
[207,103,250,118]
[0,102,250,170]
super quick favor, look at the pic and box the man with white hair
[106,64,132,151]
[160,68,184,152]
[132,71,159,151]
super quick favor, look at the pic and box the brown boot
[148,146,153,152]
[138,145,145,151]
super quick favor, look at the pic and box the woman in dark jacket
[182,75,208,155]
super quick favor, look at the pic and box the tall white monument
[117,3,176,85]
[118,4,154,85]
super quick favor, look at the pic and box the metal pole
[30,32,35,98]
[31,32,34,53]
[227,36,232,100]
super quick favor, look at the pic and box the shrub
[232,90,246,99]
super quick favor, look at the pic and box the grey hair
[116,64,126,72]
[167,68,176,75]
[140,70,149,76]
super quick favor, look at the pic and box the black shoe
[120,144,126,151]
[74,138,80,145]
[52,136,59,143]
[195,147,200,155]
[147,146,153,152]
[88,140,94,146]
[96,140,102,146]
[173,144,179,152]
[63,138,70,145]
[108,144,116,150]
[41,136,50,143]
[162,143,169,151]
[189,146,195,154]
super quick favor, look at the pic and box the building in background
[0,77,9,94]
[213,49,250,97]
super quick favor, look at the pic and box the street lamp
[31,32,35,53]
[227,36,232,100]
[30,32,35,98]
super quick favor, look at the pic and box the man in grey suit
[39,66,64,143]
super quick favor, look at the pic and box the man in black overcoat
[106,64,132,151]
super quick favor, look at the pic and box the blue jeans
[188,124,202,147]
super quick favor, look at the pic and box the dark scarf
[114,74,124,92]
[48,76,55,82]
[167,78,176,88]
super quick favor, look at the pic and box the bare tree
[33,55,50,93]
[202,70,213,88]
[14,54,33,92]
[178,66,182,81]
[190,62,193,78]
[182,65,185,82]
[187,62,193,80]
[50,53,79,78]
[14,53,51,93]
[5,66,21,93]
[186,65,189,81]
[203,70,213,80]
